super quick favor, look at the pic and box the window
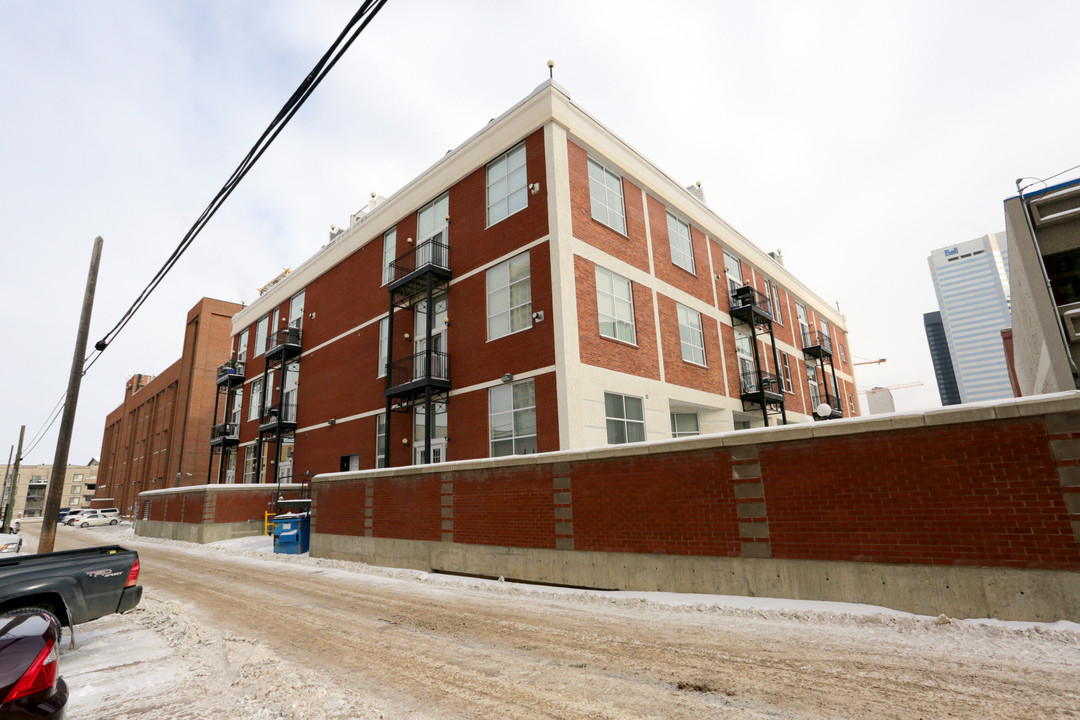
[840,344,847,363]
[237,330,248,362]
[71,485,81,494]
[781,354,793,393]
[375,414,388,468]
[605,392,645,444]
[74,474,83,482]
[587,158,626,234]
[677,303,706,365]
[667,213,694,273]
[248,378,263,421]
[595,266,636,343]
[381,228,396,286]
[670,412,699,438]
[70,498,80,507]
[765,280,783,324]
[807,365,820,408]
[243,446,257,483]
[735,329,756,392]
[848,392,856,414]
[723,249,743,298]
[487,252,531,340]
[230,388,243,425]
[255,316,269,357]
[289,290,305,330]
[487,143,528,226]
[796,302,810,346]
[377,317,389,378]
[341,454,360,472]
[417,193,449,244]
[489,379,537,457]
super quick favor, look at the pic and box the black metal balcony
[265,327,302,363]
[812,395,844,421]
[729,285,773,325]
[802,329,833,359]
[388,236,451,301]
[258,403,297,433]
[216,361,245,387]
[385,350,451,400]
[210,422,240,447]
[740,370,784,401]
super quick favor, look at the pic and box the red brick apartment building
[212,81,857,486]
[96,298,242,514]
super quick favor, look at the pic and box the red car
[0,613,67,719]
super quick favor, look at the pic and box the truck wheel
[109,519,118,525]
[80,522,89,528]
[2,606,63,643]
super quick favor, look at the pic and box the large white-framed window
[417,193,449,244]
[723,249,743,298]
[595,266,636,344]
[677,303,706,365]
[848,392,856,415]
[667,212,695,274]
[764,279,783,324]
[670,412,699,438]
[605,392,645,444]
[248,378,263,421]
[381,228,396,286]
[486,143,528,226]
[807,364,821,408]
[376,413,388,468]
[230,387,243,425]
[254,315,269,357]
[796,302,810,346]
[243,446,257,484]
[587,157,626,234]
[416,193,450,269]
[377,317,389,378]
[735,329,756,392]
[282,365,298,422]
[487,251,531,340]
[262,370,275,418]
[289,290,305,330]
[489,379,537,457]
[236,330,248,363]
[781,354,793,393]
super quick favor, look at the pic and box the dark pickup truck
[0,545,142,640]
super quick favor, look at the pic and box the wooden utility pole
[0,444,13,522]
[2,428,25,533]
[38,236,103,553]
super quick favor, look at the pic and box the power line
[21,392,67,459]
[90,0,390,360]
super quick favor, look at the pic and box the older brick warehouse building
[95,298,243,515]
[211,81,858,488]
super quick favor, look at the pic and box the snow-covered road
[18,521,1080,719]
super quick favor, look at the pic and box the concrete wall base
[136,519,266,545]
[310,532,1080,622]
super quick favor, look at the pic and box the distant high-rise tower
[923,311,961,406]
[927,233,1013,403]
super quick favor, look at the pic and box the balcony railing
[801,329,833,358]
[210,422,240,446]
[259,403,297,433]
[389,237,450,286]
[216,361,245,386]
[813,394,844,419]
[729,285,773,321]
[740,370,784,396]
[266,327,302,360]
[387,350,450,391]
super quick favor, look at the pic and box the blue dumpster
[273,512,310,555]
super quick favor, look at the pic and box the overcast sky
[2,0,1078,464]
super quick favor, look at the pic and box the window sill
[598,333,638,348]
[681,359,708,369]
[486,325,533,343]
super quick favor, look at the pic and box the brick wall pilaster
[732,445,770,558]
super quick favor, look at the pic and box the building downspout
[1016,180,1080,386]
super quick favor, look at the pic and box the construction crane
[853,356,886,366]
